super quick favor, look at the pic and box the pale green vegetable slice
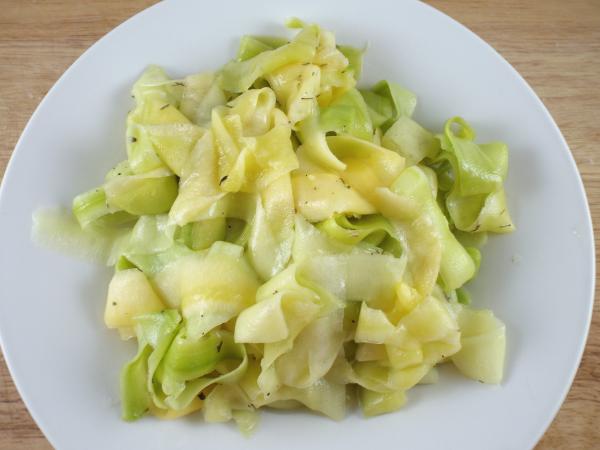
[169,130,226,226]
[179,72,226,125]
[131,65,182,106]
[297,251,407,310]
[145,123,204,176]
[121,309,181,420]
[115,215,193,276]
[292,171,376,222]
[266,63,321,125]
[236,35,288,61]
[203,384,258,435]
[382,116,440,166]
[104,269,166,331]
[359,389,406,417]
[72,188,114,227]
[295,89,374,171]
[213,110,298,194]
[391,166,476,291]
[318,215,387,246]
[126,66,188,174]
[153,241,260,330]
[174,218,226,251]
[319,88,373,141]
[360,80,417,131]
[433,117,515,233]
[274,309,344,388]
[451,307,506,384]
[220,25,319,93]
[159,329,235,394]
[240,359,347,420]
[121,345,153,421]
[247,174,295,280]
[165,332,248,410]
[337,45,364,80]
[235,264,321,348]
[296,113,347,172]
[104,168,178,216]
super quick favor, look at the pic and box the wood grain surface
[0,1,598,449]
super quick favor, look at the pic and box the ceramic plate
[0,1,594,449]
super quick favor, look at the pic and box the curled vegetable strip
[266,63,321,125]
[295,89,374,172]
[121,310,181,420]
[158,328,248,410]
[434,117,515,233]
[179,72,226,126]
[220,25,319,93]
[153,241,260,329]
[235,264,322,393]
[247,174,295,280]
[360,80,417,131]
[317,214,402,256]
[169,131,226,226]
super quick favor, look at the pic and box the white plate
[0,1,594,449]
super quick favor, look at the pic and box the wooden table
[0,1,598,448]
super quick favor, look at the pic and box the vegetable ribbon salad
[33,19,514,434]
